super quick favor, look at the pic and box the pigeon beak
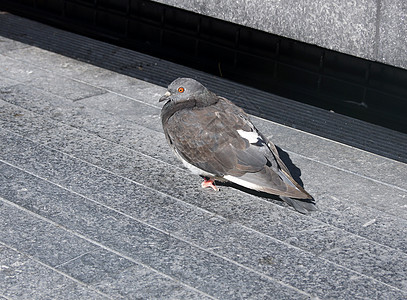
[159,91,171,102]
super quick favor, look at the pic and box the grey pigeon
[159,78,316,214]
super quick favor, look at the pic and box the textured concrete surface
[1,13,407,299]
[155,0,407,69]
[377,0,407,68]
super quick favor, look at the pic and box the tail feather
[280,196,317,214]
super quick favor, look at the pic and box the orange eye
[178,87,185,93]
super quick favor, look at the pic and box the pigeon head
[159,78,217,107]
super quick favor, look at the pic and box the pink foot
[201,178,218,191]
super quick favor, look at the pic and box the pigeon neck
[195,91,219,107]
[161,99,195,125]
[161,92,218,124]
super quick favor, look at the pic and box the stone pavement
[1,13,407,300]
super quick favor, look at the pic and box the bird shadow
[275,145,304,187]
[215,145,306,201]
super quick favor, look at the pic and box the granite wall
[154,0,407,70]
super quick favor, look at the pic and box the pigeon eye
[178,87,185,93]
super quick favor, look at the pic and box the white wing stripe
[236,129,261,144]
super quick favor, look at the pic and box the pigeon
[159,78,316,214]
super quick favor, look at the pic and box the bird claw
[201,178,218,191]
